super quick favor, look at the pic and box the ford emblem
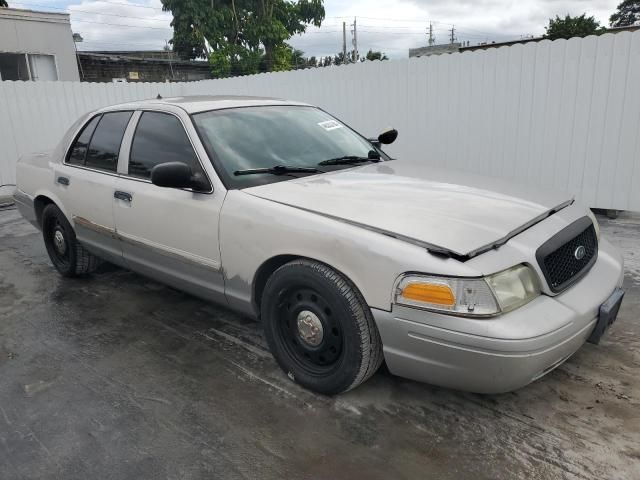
[574,245,586,260]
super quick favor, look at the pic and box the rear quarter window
[67,115,101,166]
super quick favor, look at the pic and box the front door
[113,109,226,303]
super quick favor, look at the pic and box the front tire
[42,204,102,277]
[261,260,383,395]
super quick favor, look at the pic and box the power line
[333,15,523,38]
[72,19,171,30]
[358,30,426,35]
[356,24,427,30]
[74,0,165,11]
[297,30,342,34]
[72,18,341,34]
[330,16,428,23]
[10,2,171,20]
[4,4,526,56]
[79,42,173,48]
[11,2,522,43]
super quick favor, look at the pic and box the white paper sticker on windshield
[318,120,343,131]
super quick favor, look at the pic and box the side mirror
[150,162,210,192]
[378,128,398,145]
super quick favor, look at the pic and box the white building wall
[0,8,80,81]
[1,31,639,210]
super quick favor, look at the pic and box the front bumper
[372,238,624,394]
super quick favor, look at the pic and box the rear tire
[261,259,383,395]
[42,204,102,277]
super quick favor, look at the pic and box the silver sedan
[14,95,624,395]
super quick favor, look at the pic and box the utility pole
[449,25,456,44]
[342,21,347,64]
[165,40,175,81]
[351,17,359,62]
[73,32,84,81]
[428,22,435,46]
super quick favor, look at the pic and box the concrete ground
[0,208,638,480]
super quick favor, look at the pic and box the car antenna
[156,93,163,99]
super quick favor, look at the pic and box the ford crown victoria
[13,96,624,395]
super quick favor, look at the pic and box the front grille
[536,217,598,293]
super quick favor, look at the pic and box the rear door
[55,110,133,264]
[113,108,226,303]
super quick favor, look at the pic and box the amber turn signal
[400,283,456,306]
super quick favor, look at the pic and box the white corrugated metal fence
[1,31,639,210]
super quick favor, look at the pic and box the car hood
[243,161,573,258]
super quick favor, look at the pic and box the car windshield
[192,105,384,189]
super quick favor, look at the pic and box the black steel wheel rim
[275,287,344,376]
[45,216,70,268]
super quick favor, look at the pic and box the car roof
[98,95,311,114]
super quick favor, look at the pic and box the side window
[67,115,101,166]
[85,111,133,172]
[129,111,202,179]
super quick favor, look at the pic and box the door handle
[114,191,132,202]
[57,176,70,186]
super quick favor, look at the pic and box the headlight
[485,264,541,313]
[587,209,601,240]
[395,265,540,317]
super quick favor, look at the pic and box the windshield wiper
[318,151,381,166]
[234,165,324,176]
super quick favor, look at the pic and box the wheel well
[251,255,369,319]
[34,195,54,227]
[252,255,299,315]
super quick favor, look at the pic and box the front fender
[219,191,479,316]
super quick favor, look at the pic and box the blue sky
[9,0,622,58]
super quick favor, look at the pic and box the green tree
[333,51,346,65]
[544,14,605,40]
[0,0,8,7]
[363,49,388,61]
[161,0,324,74]
[610,1,640,27]
[163,4,210,60]
[209,45,262,76]
[290,48,305,69]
